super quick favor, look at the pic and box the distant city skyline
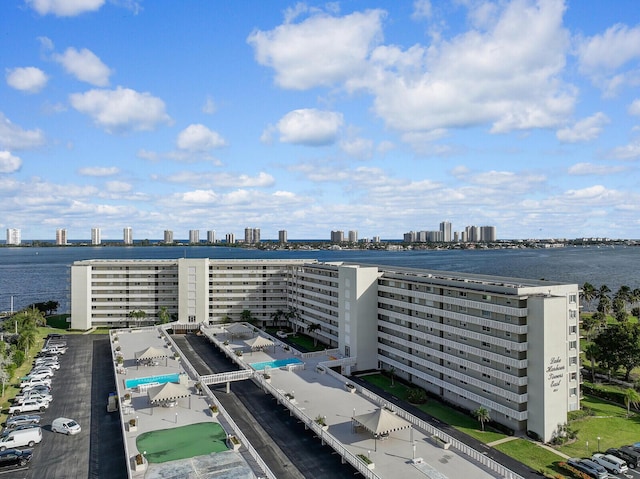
[2,1,640,239]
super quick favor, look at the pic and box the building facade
[189,229,200,244]
[123,227,133,245]
[331,230,344,243]
[164,230,174,244]
[6,228,21,245]
[91,227,101,245]
[244,228,260,244]
[278,230,287,243]
[70,258,579,442]
[55,228,67,246]
[207,230,216,243]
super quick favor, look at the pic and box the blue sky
[2,0,640,241]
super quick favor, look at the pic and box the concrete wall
[70,264,91,330]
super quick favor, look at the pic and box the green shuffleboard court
[136,422,229,463]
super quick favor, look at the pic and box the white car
[14,391,53,404]
[35,361,59,370]
[20,378,51,389]
[25,370,53,381]
[8,398,49,415]
[35,355,58,364]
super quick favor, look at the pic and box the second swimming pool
[125,373,180,389]
[250,358,304,371]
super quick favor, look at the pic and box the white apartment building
[6,228,21,245]
[91,228,101,245]
[56,228,67,245]
[278,230,287,243]
[123,227,133,245]
[189,229,200,244]
[70,258,579,442]
[207,230,216,243]
[164,230,174,244]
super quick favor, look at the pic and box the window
[482,310,491,318]
[569,310,577,319]
[569,356,577,365]
[569,341,577,350]
[569,387,577,396]
[569,294,577,303]
[569,325,577,334]
[482,294,492,301]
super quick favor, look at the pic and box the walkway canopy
[147,382,191,404]
[245,335,274,350]
[135,346,168,361]
[353,408,411,436]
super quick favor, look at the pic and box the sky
[2,0,640,241]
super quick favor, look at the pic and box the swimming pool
[250,358,304,371]
[125,373,180,389]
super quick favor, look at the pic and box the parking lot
[1,335,126,478]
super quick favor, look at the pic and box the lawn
[360,374,507,443]
[558,395,640,457]
[136,422,229,462]
[493,439,565,476]
[283,333,326,352]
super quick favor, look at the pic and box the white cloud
[26,0,105,16]
[411,0,431,21]
[248,9,385,89]
[69,87,171,133]
[364,0,574,134]
[161,171,275,188]
[607,141,640,161]
[0,113,46,150]
[53,47,112,86]
[556,112,609,143]
[276,109,344,146]
[576,23,640,95]
[568,162,629,176]
[176,124,226,151]
[340,137,373,159]
[105,180,132,193]
[202,96,216,114]
[6,67,49,93]
[0,151,22,173]
[629,99,640,116]
[78,166,120,176]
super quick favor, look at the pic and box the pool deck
[111,328,254,478]
[112,325,510,479]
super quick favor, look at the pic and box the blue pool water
[125,373,180,389]
[250,358,304,371]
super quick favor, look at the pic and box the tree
[474,406,490,432]
[583,342,601,382]
[128,309,147,326]
[240,309,254,324]
[597,285,612,316]
[388,366,396,386]
[581,282,596,312]
[286,307,301,331]
[17,326,37,355]
[270,309,285,328]
[624,388,640,417]
[594,323,640,381]
[307,323,321,346]
[158,306,170,324]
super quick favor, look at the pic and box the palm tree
[624,388,640,417]
[474,406,491,431]
[158,306,170,324]
[270,309,284,328]
[307,323,321,346]
[18,326,37,355]
[128,309,147,326]
[583,342,600,382]
[581,282,596,311]
[388,366,396,387]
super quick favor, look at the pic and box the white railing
[301,347,340,359]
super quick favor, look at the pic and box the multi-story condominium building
[189,229,200,244]
[164,230,174,244]
[123,227,133,245]
[481,226,497,242]
[244,227,260,244]
[372,236,380,243]
[225,233,235,244]
[6,228,21,245]
[348,230,358,243]
[207,230,216,244]
[404,231,416,243]
[440,221,452,242]
[55,228,67,246]
[91,227,101,245]
[331,230,344,243]
[71,258,579,442]
[278,230,287,243]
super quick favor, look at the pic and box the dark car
[5,415,40,429]
[567,458,607,479]
[0,448,32,468]
[606,447,639,468]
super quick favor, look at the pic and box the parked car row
[569,443,640,478]
[0,334,79,470]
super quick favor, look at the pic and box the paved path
[487,436,520,447]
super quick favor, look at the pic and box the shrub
[357,454,373,465]
[129,418,137,427]
[315,415,326,426]
[407,387,427,404]
[135,453,144,465]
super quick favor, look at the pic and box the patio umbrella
[135,346,168,361]
[147,382,191,405]
[245,335,274,350]
[225,323,253,337]
[352,408,411,436]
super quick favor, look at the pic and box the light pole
[597,436,600,452]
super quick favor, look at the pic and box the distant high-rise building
[278,230,287,243]
[164,230,174,244]
[6,228,21,245]
[244,227,260,244]
[123,227,133,245]
[56,228,67,245]
[225,233,235,244]
[465,225,481,242]
[207,230,216,243]
[372,236,380,243]
[480,226,497,242]
[91,227,101,245]
[189,229,200,244]
[403,231,416,243]
[454,231,459,242]
[348,230,358,243]
[440,221,452,242]
[330,230,344,243]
